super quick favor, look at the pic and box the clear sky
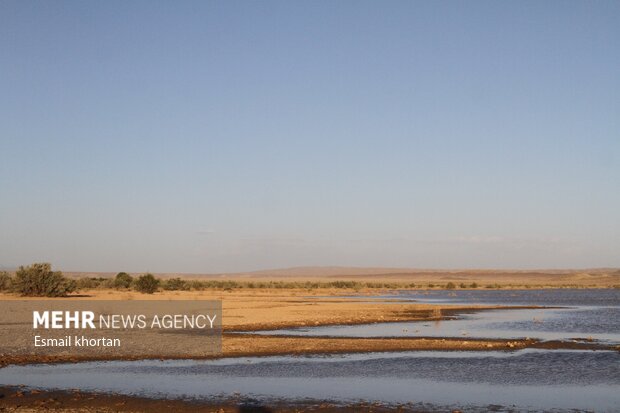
[1,1,618,273]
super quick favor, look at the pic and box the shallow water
[1,289,618,412]
[256,306,620,343]
[314,288,620,307]
[1,350,618,412]
[385,288,620,306]
[259,289,620,344]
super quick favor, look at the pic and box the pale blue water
[1,289,618,412]
[258,289,620,344]
[0,350,618,412]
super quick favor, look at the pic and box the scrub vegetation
[134,273,160,294]
[10,263,76,297]
[1,263,618,296]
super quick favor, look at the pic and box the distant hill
[60,266,620,288]
[236,266,620,278]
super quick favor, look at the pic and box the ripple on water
[0,350,619,411]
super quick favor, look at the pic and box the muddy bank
[225,305,543,332]
[2,334,615,368]
[0,291,545,368]
[0,290,528,333]
[0,385,467,413]
[1,290,615,368]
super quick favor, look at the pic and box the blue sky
[1,1,618,273]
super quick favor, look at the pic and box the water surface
[1,350,618,412]
[2,289,618,412]
[259,289,620,344]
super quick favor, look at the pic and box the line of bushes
[71,276,486,293]
[72,276,412,293]
[0,265,165,296]
[0,263,504,297]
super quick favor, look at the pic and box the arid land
[1,270,619,412]
[1,278,618,366]
[63,266,620,288]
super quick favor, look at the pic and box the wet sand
[1,288,603,367]
[1,289,617,367]
[0,385,436,413]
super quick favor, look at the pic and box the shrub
[329,281,361,289]
[0,271,12,291]
[459,283,467,288]
[134,273,159,294]
[75,277,109,290]
[445,282,456,289]
[187,280,205,290]
[100,278,116,289]
[469,282,478,288]
[163,277,188,291]
[76,277,98,290]
[13,263,76,297]
[114,272,133,289]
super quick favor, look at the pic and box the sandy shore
[1,289,617,366]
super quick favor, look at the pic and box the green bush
[328,281,361,289]
[114,272,133,289]
[75,277,110,290]
[0,271,12,291]
[445,282,456,289]
[469,282,478,288]
[76,277,98,289]
[13,263,76,297]
[134,273,159,294]
[163,277,188,291]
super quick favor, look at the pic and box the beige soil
[62,267,620,288]
[1,289,616,367]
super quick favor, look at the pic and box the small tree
[163,277,187,291]
[445,282,456,289]
[135,273,159,294]
[13,263,76,297]
[0,271,12,291]
[76,277,97,290]
[114,272,133,289]
[76,277,107,290]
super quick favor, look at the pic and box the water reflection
[1,350,618,411]
[255,306,620,343]
[257,289,620,344]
